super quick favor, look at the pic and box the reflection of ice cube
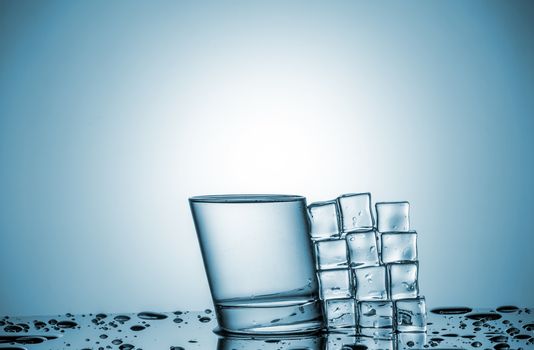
[380,232,417,264]
[354,265,388,301]
[324,298,357,329]
[337,193,374,233]
[388,262,419,300]
[356,336,394,350]
[395,297,427,332]
[376,202,410,233]
[346,230,379,268]
[325,333,356,350]
[318,269,352,300]
[358,327,395,340]
[358,300,394,328]
[315,239,348,270]
[308,200,340,241]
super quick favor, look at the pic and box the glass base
[215,298,324,335]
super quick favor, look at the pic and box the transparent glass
[189,194,324,335]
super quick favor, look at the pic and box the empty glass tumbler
[189,195,324,335]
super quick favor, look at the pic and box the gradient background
[1,0,533,316]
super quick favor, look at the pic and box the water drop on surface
[496,306,519,313]
[198,317,211,323]
[3,325,23,332]
[430,307,473,315]
[471,341,482,347]
[137,312,167,320]
[130,325,145,331]
[466,312,502,321]
[113,315,131,323]
[56,321,77,329]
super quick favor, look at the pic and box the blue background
[1,0,533,316]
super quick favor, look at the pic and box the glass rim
[189,194,305,203]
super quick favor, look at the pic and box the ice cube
[318,268,352,300]
[324,298,357,330]
[337,193,374,233]
[315,239,348,270]
[396,332,427,348]
[358,300,394,328]
[395,297,427,332]
[388,262,419,300]
[346,230,379,268]
[375,201,410,233]
[380,232,417,264]
[354,265,388,301]
[308,200,340,241]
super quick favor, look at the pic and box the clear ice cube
[388,262,419,300]
[358,300,394,328]
[395,297,427,332]
[397,332,427,348]
[318,268,352,300]
[380,232,417,264]
[337,193,374,233]
[308,200,340,241]
[354,265,388,301]
[346,230,379,268]
[324,298,357,329]
[315,239,348,270]
[375,201,410,233]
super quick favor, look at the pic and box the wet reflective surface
[0,307,532,349]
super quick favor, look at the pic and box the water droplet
[137,312,168,320]
[497,305,519,313]
[56,321,77,329]
[130,325,145,331]
[514,334,531,340]
[173,318,183,324]
[489,335,508,343]
[3,325,23,332]
[198,317,211,323]
[170,347,185,350]
[112,339,123,345]
[471,341,482,347]
[113,315,130,323]
[430,307,474,315]
[119,344,134,350]
[466,312,502,321]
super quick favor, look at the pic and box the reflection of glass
[189,195,324,335]
[217,333,324,350]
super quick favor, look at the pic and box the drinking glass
[189,194,323,335]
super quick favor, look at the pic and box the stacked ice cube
[307,193,427,334]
